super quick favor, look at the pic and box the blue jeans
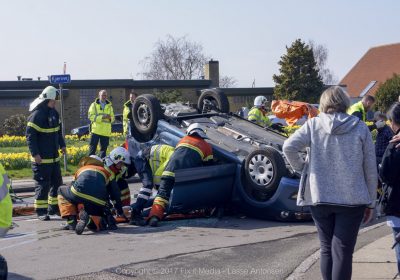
[392,227,400,273]
[310,205,365,280]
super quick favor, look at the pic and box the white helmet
[254,96,267,107]
[186,123,208,139]
[29,86,59,111]
[108,147,131,165]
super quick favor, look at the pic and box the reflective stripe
[150,145,162,173]
[0,175,8,201]
[70,186,106,206]
[162,171,175,177]
[154,196,168,207]
[47,196,58,205]
[177,143,205,159]
[120,188,130,195]
[104,166,116,181]
[34,199,48,209]
[137,193,150,200]
[76,166,110,184]
[30,157,60,164]
[121,194,130,200]
[27,122,60,133]
[204,155,214,161]
[139,187,152,194]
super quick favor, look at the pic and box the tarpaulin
[271,100,319,126]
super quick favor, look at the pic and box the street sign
[50,74,71,84]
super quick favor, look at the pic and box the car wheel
[244,147,287,201]
[132,94,161,141]
[197,89,230,113]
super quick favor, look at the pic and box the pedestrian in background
[123,89,137,136]
[283,86,377,280]
[374,111,393,165]
[379,102,400,276]
[26,86,66,221]
[88,89,114,158]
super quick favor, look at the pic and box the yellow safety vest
[0,163,12,231]
[149,145,175,185]
[123,100,132,136]
[88,99,115,137]
[248,107,272,127]
[347,101,366,121]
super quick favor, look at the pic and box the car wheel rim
[137,104,150,126]
[248,154,274,186]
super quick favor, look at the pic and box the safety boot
[106,214,118,230]
[129,208,146,226]
[61,215,77,230]
[75,209,90,235]
[38,215,50,221]
[148,204,165,227]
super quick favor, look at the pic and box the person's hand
[375,120,385,129]
[34,154,42,164]
[362,208,374,225]
[61,147,66,154]
[390,133,400,149]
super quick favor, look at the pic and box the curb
[285,221,386,280]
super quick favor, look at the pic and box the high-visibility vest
[123,100,132,136]
[347,101,366,122]
[0,163,12,233]
[149,145,175,185]
[88,99,115,136]
[248,107,272,127]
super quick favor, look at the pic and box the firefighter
[0,163,12,279]
[122,90,137,136]
[248,96,272,127]
[147,123,213,227]
[88,89,115,158]
[26,86,66,221]
[57,147,129,235]
[129,144,175,226]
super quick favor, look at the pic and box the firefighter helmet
[186,123,208,139]
[254,96,267,107]
[29,86,59,111]
[108,147,131,165]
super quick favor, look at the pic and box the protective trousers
[32,162,62,216]
[117,179,131,206]
[132,160,153,212]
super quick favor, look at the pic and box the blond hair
[319,86,351,114]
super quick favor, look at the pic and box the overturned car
[127,89,310,221]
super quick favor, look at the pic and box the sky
[0,0,399,87]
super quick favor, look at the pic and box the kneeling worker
[129,143,175,226]
[248,96,272,127]
[58,147,130,234]
[147,123,213,226]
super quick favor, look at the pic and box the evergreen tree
[273,39,324,103]
[375,74,400,112]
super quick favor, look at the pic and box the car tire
[243,147,287,200]
[197,89,230,113]
[132,94,161,141]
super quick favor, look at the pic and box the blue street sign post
[50,73,71,171]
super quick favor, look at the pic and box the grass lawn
[8,165,77,180]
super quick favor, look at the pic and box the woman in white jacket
[283,86,377,280]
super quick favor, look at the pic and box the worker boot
[148,204,165,227]
[75,209,90,235]
[129,208,146,226]
[61,215,77,230]
[38,214,50,221]
[106,214,118,230]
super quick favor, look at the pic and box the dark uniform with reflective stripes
[26,102,66,216]
[151,136,213,214]
[58,165,123,217]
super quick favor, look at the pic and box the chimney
[204,60,219,87]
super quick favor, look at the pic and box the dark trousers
[0,254,7,280]
[32,162,62,216]
[392,227,400,273]
[310,205,365,280]
[132,160,154,212]
[89,133,109,159]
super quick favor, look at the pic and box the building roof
[340,43,400,98]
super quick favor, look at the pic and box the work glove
[375,120,386,129]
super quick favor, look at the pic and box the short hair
[130,90,137,97]
[362,95,375,103]
[99,89,107,96]
[374,111,387,121]
[319,86,351,114]
[387,102,400,126]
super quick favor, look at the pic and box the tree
[375,74,400,112]
[3,114,27,136]
[273,39,324,103]
[308,40,338,85]
[219,75,238,88]
[141,35,208,80]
